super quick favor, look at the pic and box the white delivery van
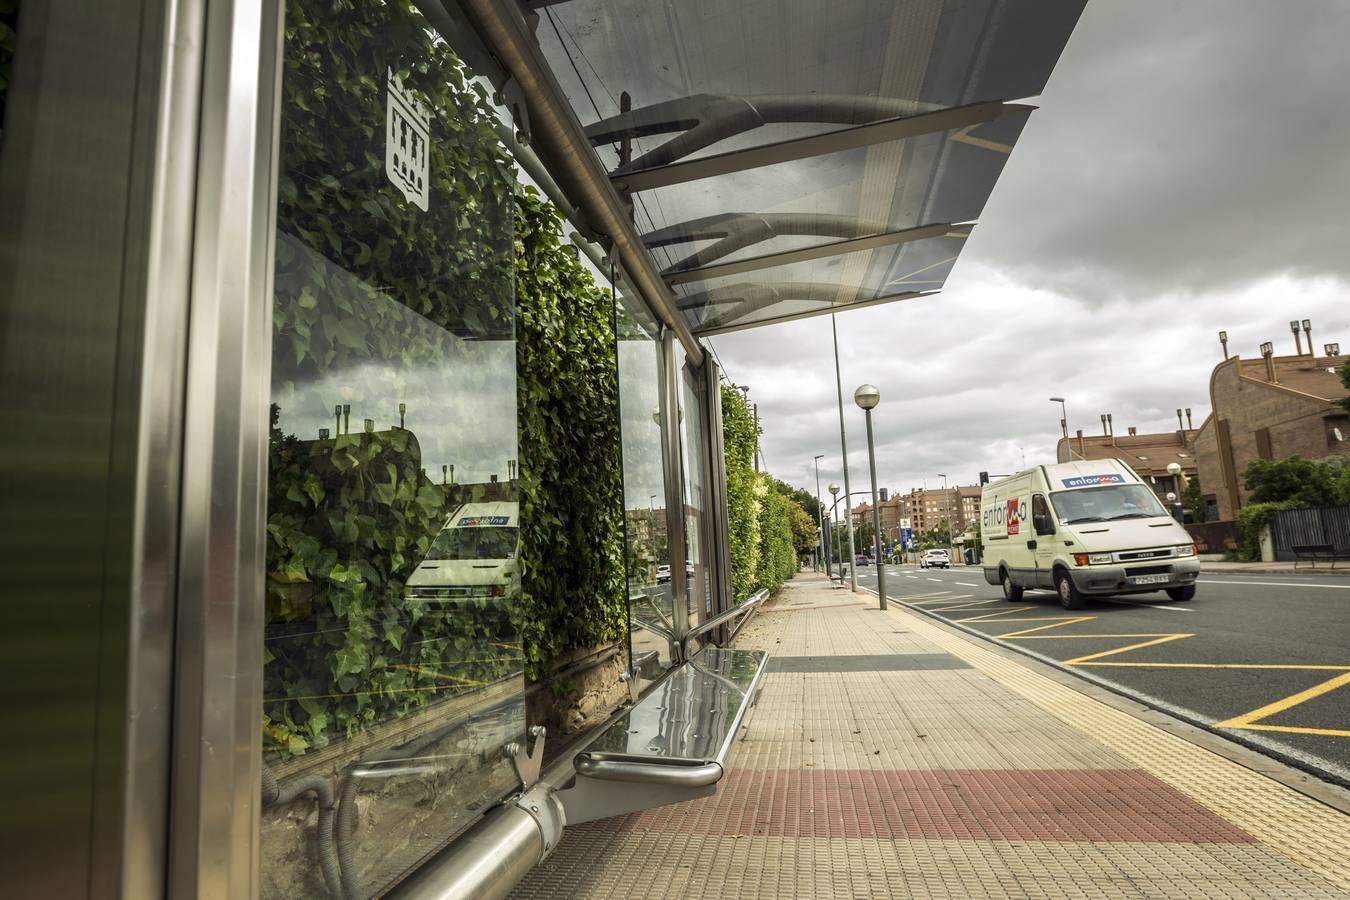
[405,501,520,601]
[980,459,1198,609]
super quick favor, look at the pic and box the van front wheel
[1001,571,1024,602]
[1055,571,1086,610]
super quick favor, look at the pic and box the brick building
[1193,349,1349,521]
[1056,427,1199,503]
[854,485,981,539]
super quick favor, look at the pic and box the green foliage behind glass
[513,187,627,681]
[262,0,627,756]
[0,2,14,139]
[721,384,760,602]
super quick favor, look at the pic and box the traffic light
[979,471,989,485]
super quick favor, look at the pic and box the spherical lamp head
[828,482,840,496]
[1166,462,1182,476]
[853,383,881,410]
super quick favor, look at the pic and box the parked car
[655,564,671,584]
[854,554,872,566]
[920,549,950,569]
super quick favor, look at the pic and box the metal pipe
[573,758,723,787]
[458,0,702,363]
[387,803,546,900]
[863,408,887,610]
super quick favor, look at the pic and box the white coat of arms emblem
[385,69,431,211]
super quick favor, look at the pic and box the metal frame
[701,355,733,627]
[168,0,284,895]
[665,223,971,285]
[457,0,703,364]
[610,101,1034,193]
[118,0,213,894]
[659,330,692,648]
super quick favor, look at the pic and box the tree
[786,500,819,558]
[1182,476,1205,523]
[1244,456,1350,507]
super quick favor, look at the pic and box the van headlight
[1072,552,1113,566]
[1176,544,1196,557]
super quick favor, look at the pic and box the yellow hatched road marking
[1063,634,1194,664]
[1076,662,1350,670]
[955,608,1078,623]
[998,617,1097,638]
[1216,671,1350,732]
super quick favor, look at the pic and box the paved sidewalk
[513,574,1350,899]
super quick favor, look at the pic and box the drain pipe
[262,762,343,898]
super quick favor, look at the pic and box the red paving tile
[578,768,1256,843]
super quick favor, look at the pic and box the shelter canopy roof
[535,0,1086,334]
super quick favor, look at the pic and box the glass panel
[679,359,710,627]
[677,230,969,333]
[537,0,1083,165]
[614,269,674,687]
[637,117,1025,274]
[261,2,520,897]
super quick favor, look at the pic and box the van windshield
[1049,485,1168,524]
[425,526,518,561]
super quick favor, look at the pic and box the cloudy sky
[705,0,1350,502]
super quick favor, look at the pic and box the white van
[980,460,1198,609]
[405,501,520,600]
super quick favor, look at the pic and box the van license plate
[1129,574,1170,585]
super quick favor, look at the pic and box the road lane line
[954,581,978,586]
[1104,600,1194,613]
[1197,578,1350,590]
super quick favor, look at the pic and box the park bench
[1292,543,1345,570]
[556,643,769,824]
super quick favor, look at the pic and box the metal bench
[1292,543,1344,569]
[556,645,769,824]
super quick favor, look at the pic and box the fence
[1268,505,1350,561]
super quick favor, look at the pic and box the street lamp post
[832,315,859,592]
[1049,396,1075,459]
[854,384,887,611]
[828,482,840,582]
[813,454,829,577]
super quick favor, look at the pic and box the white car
[920,549,950,569]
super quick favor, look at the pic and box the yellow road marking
[1076,662,1350,670]
[1233,723,1350,738]
[1216,671,1350,730]
[1013,633,1184,639]
[956,608,1079,623]
[998,617,1097,638]
[1063,634,1193,664]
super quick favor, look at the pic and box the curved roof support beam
[587,93,939,174]
[607,100,1034,194]
[696,290,937,337]
[645,212,889,273]
[678,281,931,332]
[658,219,973,285]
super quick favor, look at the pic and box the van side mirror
[1033,514,1054,536]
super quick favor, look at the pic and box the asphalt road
[846,563,1350,784]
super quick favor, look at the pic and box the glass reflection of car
[654,562,693,584]
[405,501,519,601]
[920,549,950,569]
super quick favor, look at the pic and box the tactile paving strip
[889,600,1350,893]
